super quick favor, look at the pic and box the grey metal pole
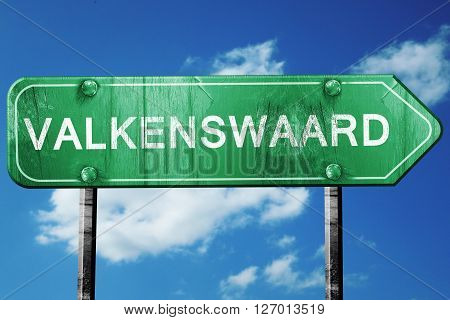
[324,186,343,300]
[77,188,98,300]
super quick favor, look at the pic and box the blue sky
[0,0,449,299]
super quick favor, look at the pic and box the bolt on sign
[7,75,441,188]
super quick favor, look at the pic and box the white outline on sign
[13,80,433,184]
[342,82,433,180]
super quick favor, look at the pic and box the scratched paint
[7,75,442,188]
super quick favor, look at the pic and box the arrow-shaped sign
[7,75,441,187]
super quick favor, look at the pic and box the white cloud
[263,253,323,291]
[300,268,323,289]
[173,289,186,296]
[345,273,369,287]
[181,39,284,75]
[356,235,376,249]
[275,235,296,248]
[36,189,79,250]
[36,188,309,262]
[260,188,309,223]
[211,40,284,75]
[264,254,298,287]
[313,244,324,259]
[220,266,258,299]
[183,56,199,67]
[351,25,450,106]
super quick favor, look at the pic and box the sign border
[12,80,433,184]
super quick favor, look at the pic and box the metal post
[77,188,98,300]
[324,186,343,300]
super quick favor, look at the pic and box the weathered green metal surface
[7,75,441,188]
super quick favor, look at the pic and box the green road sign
[7,75,441,188]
